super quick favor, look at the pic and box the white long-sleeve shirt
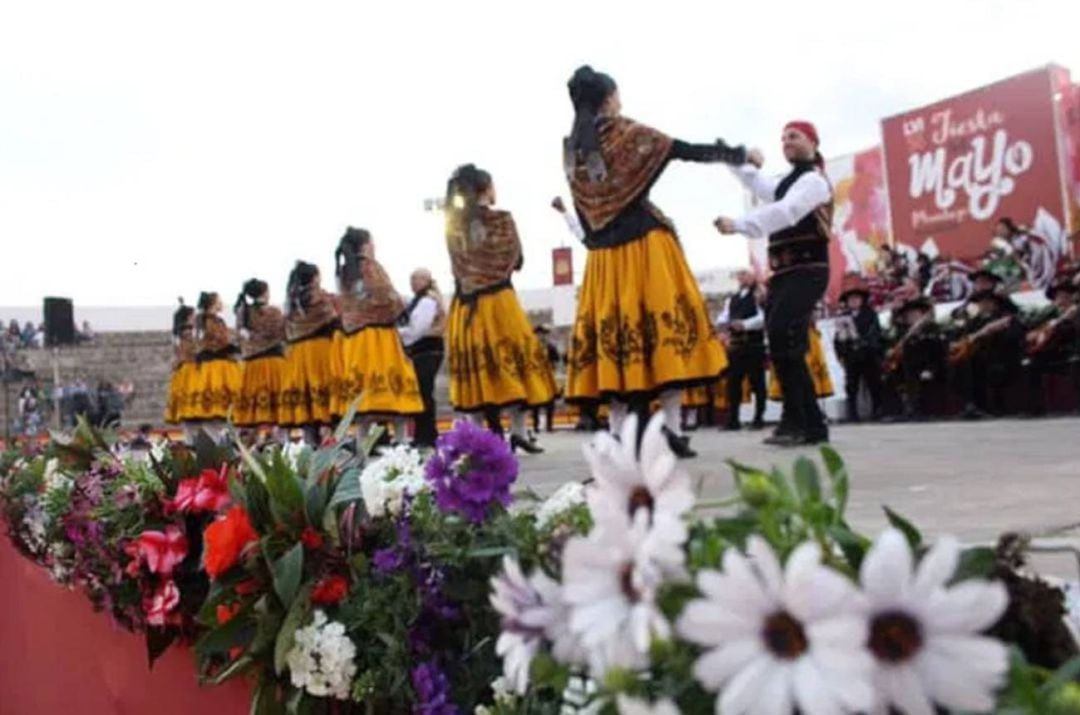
[717,287,765,331]
[729,164,831,239]
[397,296,438,347]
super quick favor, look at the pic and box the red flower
[300,527,324,550]
[166,478,199,514]
[136,525,189,576]
[143,579,181,627]
[203,506,259,579]
[235,579,260,596]
[192,465,232,512]
[311,574,349,606]
[216,602,242,625]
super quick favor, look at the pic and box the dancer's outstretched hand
[714,217,737,234]
[747,148,764,168]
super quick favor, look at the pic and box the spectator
[6,320,21,346]
[94,380,124,429]
[77,320,95,343]
[20,321,39,348]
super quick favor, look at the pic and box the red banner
[882,66,1068,262]
[552,247,573,286]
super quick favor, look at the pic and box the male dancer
[717,268,767,430]
[716,121,833,446]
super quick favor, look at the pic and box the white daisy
[616,695,681,715]
[535,481,587,529]
[358,443,427,517]
[583,413,693,569]
[562,511,673,676]
[677,537,874,715]
[859,529,1009,715]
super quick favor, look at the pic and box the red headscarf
[784,120,823,168]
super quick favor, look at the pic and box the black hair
[335,227,371,290]
[565,65,617,181]
[234,278,268,330]
[287,261,320,314]
[997,217,1021,236]
[445,164,493,247]
[172,298,194,338]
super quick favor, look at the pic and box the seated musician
[952,290,1024,418]
[1025,278,1080,415]
[892,297,946,421]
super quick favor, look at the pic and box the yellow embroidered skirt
[767,327,835,400]
[186,358,241,421]
[337,326,424,416]
[279,335,339,426]
[447,287,557,412]
[234,353,287,427]
[566,228,727,403]
[164,361,198,424]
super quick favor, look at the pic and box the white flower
[616,695,681,715]
[359,444,428,518]
[20,501,49,555]
[859,529,1009,715]
[286,610,358,700]
[562,512,675,676]
[583,413,692,567]
[677,537,874,715]
[536,481,587,529]
[43,458,70,492]
[490,556,583,694]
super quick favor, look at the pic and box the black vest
[728,288,764,349]
[768,162,831,274]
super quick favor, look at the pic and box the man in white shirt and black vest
[397,268,447,448]
[716,120,833,446]
[717,268,767,430]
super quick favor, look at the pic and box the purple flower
[424,421,517,524]
[373,547,406,575]
[411,660,459,715]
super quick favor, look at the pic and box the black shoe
[763,432,807,447]
[805,431,830,445]
[662,427,697,459]
[510,434,544,455]
[723,422,742,432]
[749,418,766,431]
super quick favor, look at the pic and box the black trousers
[408,348,444,447]
[531,402,555,432]
[725,345,767,426]
[766,268,829,439]
[843,354,883,420]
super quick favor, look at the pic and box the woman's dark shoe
[510,434,544,455]
[662,427,697,459]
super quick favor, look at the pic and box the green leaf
[883,506,922,549]
[327,468,362,509]
[466,545,515,559]
[249,596,285,655]
[206,654,255,685]
[359,424,385,458]
[828,525,870,571]
[266,457,305,525]
[193,429,223,470]
[251,676,286,715]
[792,457,822,505]
[304,482,327,528]
[194,615,256,660]
[244,477,275,534]
[1040,654,1080,696]
[949,546,997,585]
[269,543,304,608]
[274,586,312,675]
[332,399,360,443]
[819,445,849,520]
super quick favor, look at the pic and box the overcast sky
[2,0,1077,309]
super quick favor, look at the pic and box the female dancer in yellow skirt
[335,227,423,443]
[767,325,835,400]
[280,261,341,443]
[444,164,556,454]
[233,278,287,435]
[562,65,745,457]
[188,291,241,442]
[164,300,197,439]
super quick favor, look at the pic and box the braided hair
[565,65,617,181]
[172,298,194,338]
[445,164,493,250]
[234,278,268,331]
[286,261,319,315]
[335,227,371,292]
[195,291,218,332]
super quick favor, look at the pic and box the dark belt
[406,336,445,358]
[767,236,828,272]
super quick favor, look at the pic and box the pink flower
[137,526,188,576]
[166,465,232,514]
[123,540,143,577]
[143,579,181,627]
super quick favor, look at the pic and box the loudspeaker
[43,297,75,347]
